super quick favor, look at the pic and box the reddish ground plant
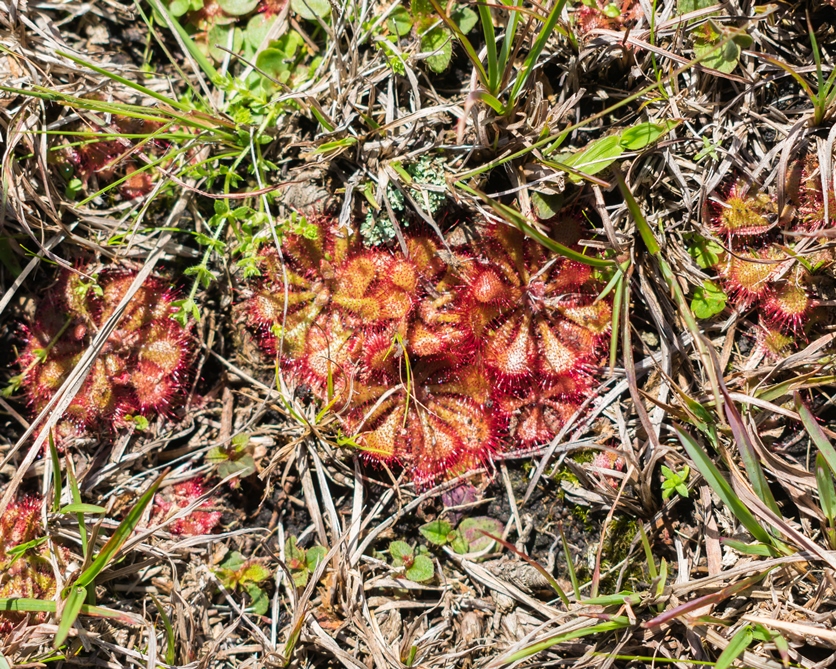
[0,495,64,633]
[242,214,611,485]
[710,154,835,352]
[151,478,222,536]
[575,0,643,36]
[56,116,166,200]
[18,267,194,436]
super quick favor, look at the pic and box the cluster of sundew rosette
[0,486,220,632]
[0,495,66,633]
[242,214,613,485]
[19,268,194,437]
[710,153,836,357]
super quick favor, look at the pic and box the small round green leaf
[168,0,192,18]
[405,554,434,583]
[245,13,276,51]
[291,0,330,21]
[208,24,244,62]
[450,532,470,555]
[421,26,453,73]
[306,545,327,572]
[387,6,413,36]
[389,540,413,564]
[458,517,503,552]
[451,5,478,33]
[217,0,259,15]
[690,280,727,319]
[602,3,621,18]
[419,520,454,546]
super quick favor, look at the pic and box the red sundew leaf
[711,182,776,237]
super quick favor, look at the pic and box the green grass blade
[506,619,631,662]
[0,598,140,624]
[612,168,660,255]
[151,593,176,665]
[675,426,774,547]
[720,391,781,518]
[498,0,522,81]
[48,430,61,513]
[559,525,581,599]
[60,503,106,514]
[74,471,167,590]
[506,0,567,110]
[806,12,824,95]
[472,90,506,114]
[55,50,192,113]
[639,524,657,581]
[65,456,89,561]
[816,452,836,525]
[716,625,753,669]
[609,270,625,369]
[795,392,836,476]
[54,586,86,648]
[478,3,498,93]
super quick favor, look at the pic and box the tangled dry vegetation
[4,0,836,666]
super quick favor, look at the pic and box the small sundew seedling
[150,479,222,536]
[709,158,835,352]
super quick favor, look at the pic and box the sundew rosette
[18,267,195,436]
[242,213,611,486]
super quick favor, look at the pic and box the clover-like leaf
[306,545,327,572]
[419,519,454,546]
[217,0,258,15]
[450,4,477,33]
[693,21,752,74]
[450,531,470,555]
[691,280,727,319]
[245,583,270,615]
[405,554,434,582]
[421,26,453,73]
[387,5,413,36]
[389,540,414,567]
[458,517,503,552]
[291,0,330,21]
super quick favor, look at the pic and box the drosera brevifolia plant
[11,266,195,437]
[701,151,836,356]
[241,210,612,486]
[0,495,66,634]
[150,478,223,536]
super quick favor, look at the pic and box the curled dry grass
[2,0,836,667]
